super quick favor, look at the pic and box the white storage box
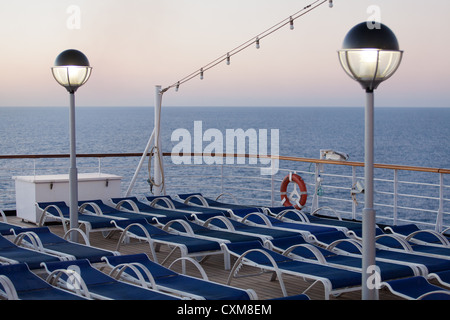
[13,173,122,224]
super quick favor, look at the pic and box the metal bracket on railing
[351,181,365,206]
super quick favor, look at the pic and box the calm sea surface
[1,106,449,168]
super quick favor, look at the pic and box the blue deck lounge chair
[0,234,62,269]
[0,263,87,300]
[111,219,225,270]
[310,230,450,276]
[267,235,419,281]
[111,196,197,219]
[177,193,259,210]
[13,227,119,263]
[157,217,263,245]
[428,270,450,289]
[381,276,450,300]
[222,241,362,299]
[103,253,257,300]
[193,212,303,241]
[230,209,344,236]
[37,201,120,238]
[266,206,370,234]
[79,199,159,223]
[41,259,180,300]
[374,233,450,260]
[146,195,230,215]
[0,210,22,236]
[384,224,450,247]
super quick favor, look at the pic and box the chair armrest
[275,209,310,223]
[215,192,238,204]
[115,199,140,212]
[149,197,175,210]
[46,268,91,299]
[38,203,69,233]
[168,257,209,280]
[79,202,103,215]
[240,212,273,227]
[375,234,413,251]
[282,243,327,264]
[184,194,209,207]
[0,210,7,223]
[327,239,363,254]
[108,262,157,290]
[63,228,91,246]
[13,230,45,251]
[406,230,450,247]
[203,216,236,231]
[0,275,19,300]
[311,206,342,221]
[162,219,195,236]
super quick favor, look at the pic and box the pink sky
[0,0,449,107]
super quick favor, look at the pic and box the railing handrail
[1,152,449,174]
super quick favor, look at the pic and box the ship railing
[0,153,448,232]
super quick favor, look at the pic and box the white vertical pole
[312,163,320,212]
[393,169,398,225]
[153,85,164,195]
[270,160,275,207]
[125,129,155,196]
[362,89,378,300]
[69,92,78,243]
[352,166,357,220]
[437,173,444,232]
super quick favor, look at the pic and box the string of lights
[161,0,333,93]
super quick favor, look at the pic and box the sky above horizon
[0,0,449,108]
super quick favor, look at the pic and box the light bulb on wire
[164,0,333,94]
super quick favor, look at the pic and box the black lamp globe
[338,22,403,91]
[52,49,92,93]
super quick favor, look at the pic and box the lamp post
[52,49,92,242]
[338,22,402,300]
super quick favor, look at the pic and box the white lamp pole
[52,49,92,242]
[338,22,403,300]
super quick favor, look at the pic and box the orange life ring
[280,173,307,209]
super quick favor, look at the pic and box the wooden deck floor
[8,216,403,301]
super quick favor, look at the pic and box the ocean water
[1,106,449,167]
[0,106,449,225]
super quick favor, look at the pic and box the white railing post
[352,166,357,220]
[271,160,275,207]
[221,163,224,195]
[393,169,398,225]
[312,163,320,212]
[437,173,444,232]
